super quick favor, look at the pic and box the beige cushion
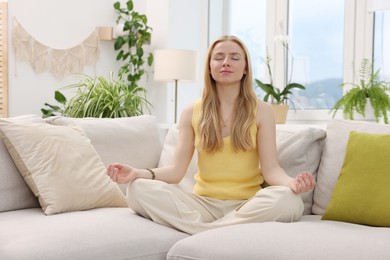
[0,122,127,215]
[158,124,326,214]
[313,119,390,215]
[0,115,42,212]
[45,115,163,193]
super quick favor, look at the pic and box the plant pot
[352,99,376,122]
[272,104,289,124]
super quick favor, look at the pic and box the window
[374,10,390,81]
[208,0,377,123]
[209,0,267,97]
[288,0,344,110]
[228,0,267,97]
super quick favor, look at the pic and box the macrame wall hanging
[12,18,100,80]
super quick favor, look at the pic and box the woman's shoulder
[180,100,200,123]
[256,99,273,114]
[182,103,193,115]
[255,100,275,124]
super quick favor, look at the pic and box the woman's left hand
[288,172,316,194]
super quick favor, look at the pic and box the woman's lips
[220,70,233,75]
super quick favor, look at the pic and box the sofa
[0,114,389,260]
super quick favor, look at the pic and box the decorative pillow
[158,124,326,215]
[0,115,42,212]
[322,131,390,226]
[45,115,163,193]
[0,122,127,215]
[275,125,326,214]
[313,119,390,215]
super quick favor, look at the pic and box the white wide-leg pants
[126,179,304,235]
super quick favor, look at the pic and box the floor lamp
[154,49,197,123]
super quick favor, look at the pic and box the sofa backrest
[0,115,163,212]
[45,115,163,193]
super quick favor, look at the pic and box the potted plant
[330,58,390,124]
[255,36,305,123]
[41,73,151,118]
[42,1,154,119]
[113,0,153,90]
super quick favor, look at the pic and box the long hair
[198,35,258,152]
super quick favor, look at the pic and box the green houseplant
[42,0,153,119]
[331,58,390,124]
[113,0,153,89]
[41,73,150,118]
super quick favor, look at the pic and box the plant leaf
[54,91,67,105]
[113,1,120,10]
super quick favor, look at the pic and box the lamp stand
[174,79,178,123]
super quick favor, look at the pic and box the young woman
[107,35,315,235]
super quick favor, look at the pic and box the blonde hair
[198,35,258,152]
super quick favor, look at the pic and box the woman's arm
[256,101,315,193]
[107,104,195,184]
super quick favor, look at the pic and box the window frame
[209,0,376,124]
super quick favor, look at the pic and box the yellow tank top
[192,100,264,200]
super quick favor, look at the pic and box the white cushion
[0,115,42,212]
[0,123,127,215]
[313,119,390,215]
[46,115,163,193]
[0,208,188,259]
[158,124,326,214]
[167,215,390,260]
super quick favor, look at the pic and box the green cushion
[322,131,390,226]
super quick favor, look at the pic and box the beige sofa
[0,115,389,260]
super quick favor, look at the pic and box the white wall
[144,0,208,123]
[7,0,208,124]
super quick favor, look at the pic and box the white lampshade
[154,49,197,82]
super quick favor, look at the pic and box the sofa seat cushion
[0,208,188,260]
[167,215,390,260]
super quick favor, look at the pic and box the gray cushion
[0,208,188,260]
[275,126,326,214]
[0,115,42,212]
[167,215,390,260]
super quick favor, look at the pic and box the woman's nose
[222,57,230,66]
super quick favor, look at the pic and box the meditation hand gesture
[288,172,316,194]
[107,163,137,184]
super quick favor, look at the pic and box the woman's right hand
[107,163,137,184]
